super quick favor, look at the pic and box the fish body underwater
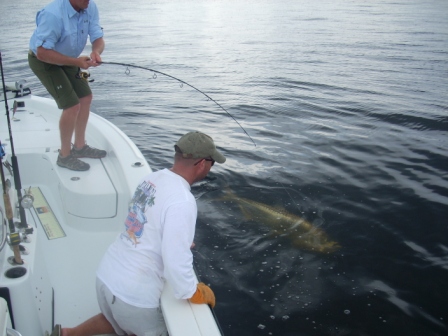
[221,190,340,254]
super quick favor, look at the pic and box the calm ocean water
[1,0,448,335]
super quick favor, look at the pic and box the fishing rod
[0,142,23,265]
[0,51,28,230]
[96,61,256,147]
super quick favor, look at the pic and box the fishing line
[193,263,225,335]
[97,61,256,147]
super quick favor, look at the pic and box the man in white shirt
[52,131,225,336]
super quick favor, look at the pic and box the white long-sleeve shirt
[97,169,198,308]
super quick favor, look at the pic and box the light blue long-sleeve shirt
[29,0,103,58]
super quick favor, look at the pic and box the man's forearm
[92,37,105,55]
[36,47,80,67]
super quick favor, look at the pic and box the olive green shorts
[28,51,92,110]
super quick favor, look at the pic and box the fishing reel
[7,231,23,247]
[76,68,94,82]
[21,187,34,210]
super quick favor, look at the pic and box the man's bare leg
[62,313,116,336]
[73,94,93,150]
[59,103,80,157]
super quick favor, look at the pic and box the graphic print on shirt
[121,180,156,246]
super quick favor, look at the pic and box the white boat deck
[0,93,221,335]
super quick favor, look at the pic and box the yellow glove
[189,282,216,308]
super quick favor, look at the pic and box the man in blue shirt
[29,0,106,171]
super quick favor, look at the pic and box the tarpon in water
[220,190,340,253]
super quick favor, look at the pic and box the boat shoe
[71,144,107,159]
[57,154,90,171]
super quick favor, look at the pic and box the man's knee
[79,94,93,105]
[63,103,81,114]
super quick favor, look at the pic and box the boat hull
[0,93,221,335]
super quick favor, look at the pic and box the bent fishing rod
[0,51,28,230]
[95,61,256,147]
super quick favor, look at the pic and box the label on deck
[31,187,66,240]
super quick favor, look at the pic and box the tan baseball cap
[175,131,226,164]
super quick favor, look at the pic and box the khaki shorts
[28,50,91,110]
[96,278,168,336]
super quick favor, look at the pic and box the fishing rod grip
[11,155,27,229]
[3,192,24,265]
[3,193,23,265]
[11,156,22,193]
[3,193,14,225]
[12,245,23,265]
